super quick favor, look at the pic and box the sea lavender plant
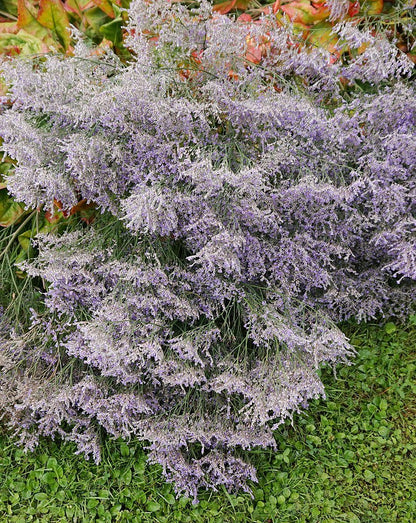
[0,0,415,501]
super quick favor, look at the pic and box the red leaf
[213,0,252,15]
[37,0,70,49]
[64,0,96,16]
[348,1,360,16]
[17,0,38,29]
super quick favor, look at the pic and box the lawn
[1,318,415,522]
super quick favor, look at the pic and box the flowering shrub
[0,0,415,501]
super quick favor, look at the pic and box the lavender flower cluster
[0,0,415,500]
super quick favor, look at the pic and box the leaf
[17,0,49,40]
[119,443,129,457]
[121,468,132,485]
[69,198,96,216]
[307,22,340,60]
[384,322,397,335]
[378,426,390,438]
[0,189,25,226]
[44,208,64,224]
[110,504,122,515]
[343,450,355,462]
[363,0,383,15]
[0,21,18,34]
[37,0,70,50]
[0,0,18,18]
[0,29,46,55]
[279,0,330,25]
[34,492,49,501]
[47,457,58,469]
[99,16,122,46]
[17,0,37,27]
[363,469,375,482]
[43,471,57,487]
[146,501,161,512]
[164,493,175,505]
[348,1,360,16]
[213,0,252,15]
[87,498,99,509]
[0,161,13,187]
[92,0,115,18]
[379,398,388,411]
[18,230,33,251]
[64,0,95,16]
[83,6,109,31]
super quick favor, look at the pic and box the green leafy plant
[0,0,127,55]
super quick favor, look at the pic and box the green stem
[0,210,37,263]
[0,9,17,20]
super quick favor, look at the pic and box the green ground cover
[1,318,415,523]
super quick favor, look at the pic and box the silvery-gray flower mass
[0,0,415,501]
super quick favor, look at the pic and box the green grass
[1,319,415,523]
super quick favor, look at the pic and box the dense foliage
[0,0,415,500]
[0,0,126,56]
